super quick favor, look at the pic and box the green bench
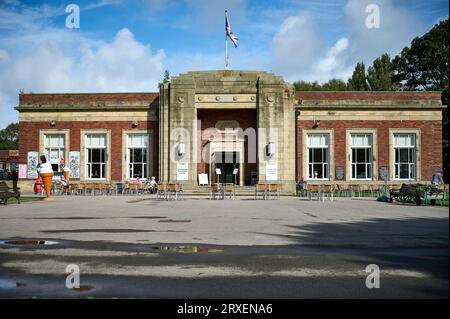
[0,181,21,205]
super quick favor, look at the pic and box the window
[44,134,65,172]
[127,134,148,179]
[85,134,106,179]
[350,134,373,180]
[307,134,329,180]
[393,133,416,180]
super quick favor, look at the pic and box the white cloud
[271,0,428,83]
[0,3,165,128]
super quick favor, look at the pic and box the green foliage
[348,62,369,91]
[393,19,448,91]
[162,70,170,84]
[367,54,400,91]
[293,79,348,91]
[0,122,19,150]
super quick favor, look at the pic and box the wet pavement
[0,196,448,298]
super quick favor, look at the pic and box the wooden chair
[210,183,224,200]
[123,182,131,196]
[157,183,168,200]
[224,183,235,199]
[360,184,370,197]
[349,184,361,197]
[267,183,280,200]
[322,184,334,201]
[254,183,266,200]
[308,184,321,201]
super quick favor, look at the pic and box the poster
[27,151,39,179]
[177,163,189,181]
[266,163,278,181]
[69,151,80,179]
[18,164,27,179]
[198,173,208,186]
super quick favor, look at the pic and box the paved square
[0,196,448,298]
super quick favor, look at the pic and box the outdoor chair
[267,183,280,200]
[224,183,235,199]
[123,182,131,195]
[370,184,381,197]
[157,183,168,200]
[360,184,370,197]
[254,183,266,200]
[84,183,94,196]
[308,184,322,201]
[210,183,224,200]
[168,183,183,200]
[322,184,334,201]
[115,183,123,195]
[350,184,361,197]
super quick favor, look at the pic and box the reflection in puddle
[151,245,223,253]
[0,279,26,289]
[72,285,94,292]
[0,240,58,246]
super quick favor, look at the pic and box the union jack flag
[225,11,238,48]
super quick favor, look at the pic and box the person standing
[431,171,444,186]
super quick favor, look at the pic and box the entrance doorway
[213,151,239,185]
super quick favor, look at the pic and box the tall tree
[393,19,448,91]
[0,123,19,150]
[393,19,449,182]
[162,70,170,84]
[293,80,323,91]
[347,62,369,91]
[322,78,348,91]
[367,53,400,91]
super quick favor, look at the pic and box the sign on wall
[177,163,189,181]
[69,151,80,179]
[335,166,345,181]
[27,151,39,179]
[265,163,278,181]
[18,164,27,179]
[379,166,389,181]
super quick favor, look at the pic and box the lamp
[178,143,186,156]
[50,120,56,127]
[131,120,139,127]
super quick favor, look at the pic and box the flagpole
[225,10,229,69]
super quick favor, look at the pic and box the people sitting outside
[431,171,444,187]
[149,176,157,194]
[60,175,70,194]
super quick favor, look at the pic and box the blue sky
[0,0,448,128]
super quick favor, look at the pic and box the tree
[393,19,448,91]
[393,19,449,182]
[0,123,19,150]
[367,54,400,91]
[162,70,170,84]
[348,62,369,91]
[293,80,323,91]
[322,78,348,91]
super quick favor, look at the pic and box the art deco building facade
[15,70,445,193]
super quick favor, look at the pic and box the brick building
[15,70,445,193]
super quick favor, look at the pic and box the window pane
[356,164,366,179]
[308,148,313,162]
[313,164,323,179]
[313,149,322,163]
[356,149,366,163]
[143,149,147,163]
[399,149,408,163]
[91,149,101,163]
[133,164,143,178]
[133,149,143,163]
[399,164,409,179]
[352,164,356,179]
[101,164,106,179]
[91,164,101,178]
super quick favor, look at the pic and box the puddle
[0,279,26,289]
[0,239,58,246]
[158,219,191,223]
[151,245,223,253]
[72,285,94,292]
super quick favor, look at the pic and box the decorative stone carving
[251,96,256,101]
[178,96,185,103]
[215,120,240,131]
[233,96,238,101]
[267,95,275,103]
[215,96,220,101]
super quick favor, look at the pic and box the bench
[389,183,442,206]
[0,181,21,205]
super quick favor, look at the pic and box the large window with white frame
[393,133,416,180]
[127,134,149,179]
[44,134,65,172]
[350,133,373,180]
[85,134,107,179]
[307,133,330,180]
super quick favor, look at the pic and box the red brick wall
[19,121,159,181]
[197,109,257,184]
[296,120,442,182]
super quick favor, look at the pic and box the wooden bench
[0,181,21,205]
